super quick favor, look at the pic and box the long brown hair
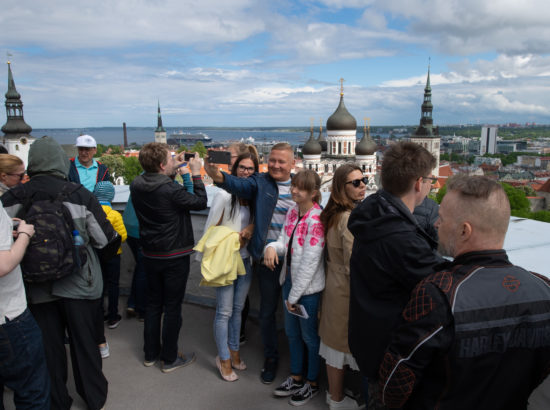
[229,151,259,219]
[320,164,362,234]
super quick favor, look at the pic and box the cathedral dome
[356,132,377,155]
[302,131,322,155]
[326,96,356,131]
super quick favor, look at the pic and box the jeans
[282,272,321,382]
[143,256,190,364]
[214,258,253,360]
[100,254,121,321]
[126,237,147,317]
[256,259,283,361]
[0,308,50,410]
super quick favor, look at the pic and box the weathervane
[6,51,12,64]
[339,77,345,96]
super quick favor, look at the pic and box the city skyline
[1,0,550,128]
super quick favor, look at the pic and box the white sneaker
[99,343,110,359]
[329,395,365,410]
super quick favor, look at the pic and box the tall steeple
[413,64,436,138]
[2,61,32,138]
[410,62,440,176]
[155,100,165,133]
[154,101,167,144]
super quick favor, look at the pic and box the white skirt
[319,341,360,371]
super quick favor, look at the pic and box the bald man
[378,175,550,410]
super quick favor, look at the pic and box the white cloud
[0,0,266,49]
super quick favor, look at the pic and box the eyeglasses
[7,172,25,180]
[237,165,255,173]
[422,176,438,185]
[346,177,368,188]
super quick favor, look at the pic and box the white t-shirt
[0,201,27,325]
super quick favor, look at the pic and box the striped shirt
[266,179,293,244]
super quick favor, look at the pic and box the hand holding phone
[208,150,232,165]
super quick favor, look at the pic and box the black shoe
[273,376,304,397]
[239,334,247,346]
[260,358,278,384]
[289,383,319,406]
[107,314,122,329]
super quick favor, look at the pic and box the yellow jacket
[101,204,127,255]
[194,225,245,287]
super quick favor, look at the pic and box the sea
[31,127,314,147]
[31,127,392,147]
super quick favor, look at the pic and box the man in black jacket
[130,142,207,373]
[348,142,445,394]
[379,175,550,409]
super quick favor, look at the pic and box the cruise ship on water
[168,130,212,146]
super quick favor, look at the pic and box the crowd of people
[1,136,550,410]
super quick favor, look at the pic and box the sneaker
[329,395,365,410]
[260,358,278,384]
[273,376,304,397]
[143,358,157,367]
[289,383,319,407]
[161,352,196,373]
[107,314,122,329]
[99,343,110,359]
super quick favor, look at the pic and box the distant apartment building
[480,126,498,155]
[474,156,502,167]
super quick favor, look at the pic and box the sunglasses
[346,177,368,188]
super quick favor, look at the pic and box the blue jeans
[143,256,190,364]
[214,258,252,360]
[126,236,147,317]
[256,260,283,361]
[0,308,50,410]
[100,254,121,321]
[282,272,321,382]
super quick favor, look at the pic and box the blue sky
[1,0,550,128]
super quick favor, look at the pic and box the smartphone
[183,152,195,161]
[12,220,20,230]
[208,150,232,165]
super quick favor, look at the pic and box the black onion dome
[326,96,356,131]
[356,132,377,155]
[302,130,322,155]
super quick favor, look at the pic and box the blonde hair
[0,154,24,174]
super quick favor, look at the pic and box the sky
[1,0,550,128]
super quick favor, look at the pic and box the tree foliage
[190,141,207,158]
[122,156,143,184]
[501,183,530,214]
[98,155,124,183]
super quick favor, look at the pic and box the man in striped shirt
[205,143,296,384]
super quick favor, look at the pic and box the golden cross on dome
[319,118,323,133]
[339,78,345,96]
[310,117,314,133]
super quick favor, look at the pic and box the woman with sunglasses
[319,164,367,410]
[201,149,258,381]
[0,154,25,196]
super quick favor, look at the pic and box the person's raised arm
[0,219,34,277]
[204,157,224,184]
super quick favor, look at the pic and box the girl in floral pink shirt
[264,169,325,406]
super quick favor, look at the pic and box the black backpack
[14,183,87,283]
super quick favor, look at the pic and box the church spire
[413,63,436,138]
[155,100,165,133]
[2,61,32,137]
